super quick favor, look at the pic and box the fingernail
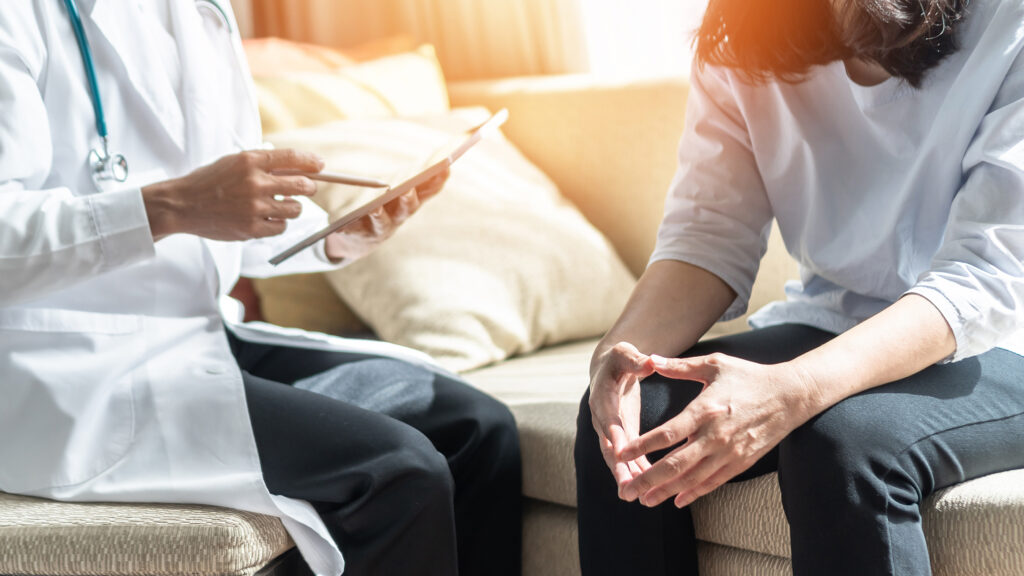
[650,355,667,366]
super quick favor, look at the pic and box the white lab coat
[0,2,436,575]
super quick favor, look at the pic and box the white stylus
[273,170,390,189]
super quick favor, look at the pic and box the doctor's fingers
[242,149,324,174]
[260,197,304,220]
[262,174,317,198]
[245,218,288,239]
[415,169,450,201]
[384,191,421,223]
[339,206,392,239]
[367,206,394,236]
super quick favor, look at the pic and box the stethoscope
[61,0,232,190]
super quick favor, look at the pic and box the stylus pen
[273,170,390,189]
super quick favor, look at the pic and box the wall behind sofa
[242,0,589,81]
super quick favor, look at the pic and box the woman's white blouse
[651,0,1024,362]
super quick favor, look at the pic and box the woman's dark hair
[695,0,969,87]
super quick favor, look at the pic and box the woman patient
[576,0,1024,574]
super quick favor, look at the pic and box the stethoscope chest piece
[89,139,129,188]
[63,0,131,190]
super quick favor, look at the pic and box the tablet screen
[269,109,508,266]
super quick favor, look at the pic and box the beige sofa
[2,74,1023,576]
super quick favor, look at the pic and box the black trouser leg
[243,372,458,576]
[230,332,522,576]
[575,380,703,576]
[778,346,1024,575]
[576,324,1024,575]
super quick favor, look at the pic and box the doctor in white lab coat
[0,2,521,575]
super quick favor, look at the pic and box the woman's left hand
[617,353,821,508]
[324,169,450,262]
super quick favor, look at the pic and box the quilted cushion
[0,493,292,576]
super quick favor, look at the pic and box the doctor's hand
[323,168,449,262]
[142,149,324,242]
[616,354,818,509]
[588,342,657,497]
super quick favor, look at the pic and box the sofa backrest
[450,75,799,336]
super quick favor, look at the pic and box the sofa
[2,72,1024,576]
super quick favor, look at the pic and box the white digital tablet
[269,109,509,266]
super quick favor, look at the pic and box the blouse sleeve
[906,45,1024,362]
[649,64,774,321]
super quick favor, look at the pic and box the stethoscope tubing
[62,0,108,141]
[60,0,231,188]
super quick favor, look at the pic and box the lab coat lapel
[88,0,186,152]
[169,1,244,295]
[169,1,233,168]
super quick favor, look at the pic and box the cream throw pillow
[267,109,636,372]
[253,272,370,336]
[251,45,450,135]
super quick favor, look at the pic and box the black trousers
[228,332,522,576]
[575,324,1024,576]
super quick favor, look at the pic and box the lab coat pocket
[0,308,143,492]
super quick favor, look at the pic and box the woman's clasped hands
[589,343,823,509]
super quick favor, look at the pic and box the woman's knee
[778,395,909,507]
[575,389,603,472]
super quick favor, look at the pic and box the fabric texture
[0,492,292,576]
[246,42,450,134]
[263,110,636,372]
[696,542,791,576]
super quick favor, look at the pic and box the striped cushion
[0,492,292,576]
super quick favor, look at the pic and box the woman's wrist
[771,360,830,424]
[590,337,620,381]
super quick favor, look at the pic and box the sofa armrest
[449,75,689,277]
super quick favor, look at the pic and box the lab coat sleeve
[238,195,345,278]
[0,21,156,307]
[906,43,1024,362]
[649,64,774,321]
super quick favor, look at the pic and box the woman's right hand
[141,149,324,242]
[588,342,657,496]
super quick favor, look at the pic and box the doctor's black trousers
[227,331,522,576]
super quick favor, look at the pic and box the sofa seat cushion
[465,338,597,507]
[466,340,1024,574]
[0,492,292,576]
